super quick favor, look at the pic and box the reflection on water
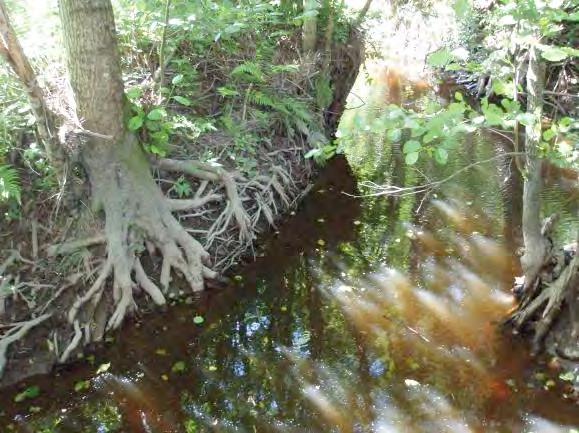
[1,74,578,433]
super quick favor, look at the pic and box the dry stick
[0,313,52,377]
[31,219,38,261]
[0,250,18,276]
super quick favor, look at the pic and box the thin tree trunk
[0,0,63,177]
[520,44,549,292]
[302,0,318,55]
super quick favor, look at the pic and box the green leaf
[559,371,575,382]
[96,362,111,375]
[427,49,454,67]
[498,15,516,26]
[539,46,569,62]
[126,87,142,100]
[173,96,192,106]
[387,129,402,142]
[453,0,470,18]
[171,74,184,85]
[454,92,463,102]
[435,148,449,164]
[147,108,166,121]
[14,386,40,403]
[193,315,205,325]
[405,152,419,165]
[74,380,90,392]
[128,115,144,131]
[403,140,421,154]
[172,361,186,373]
[516,112,535,126]
[542,128,556,141]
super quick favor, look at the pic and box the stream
[0,69,577,433]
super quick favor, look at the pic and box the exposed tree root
[506,230,578,356]
[156,158,253,243]
[0,313,52,376]
[45,139,293,361]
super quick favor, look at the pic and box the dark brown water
[0,72,577,433]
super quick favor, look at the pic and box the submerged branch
[351,152,526,199]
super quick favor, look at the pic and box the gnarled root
[506,233,578,356]
[0,313,52,376]
[156,158,253,243]
[55,138,219,361]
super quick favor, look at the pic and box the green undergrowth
[0,0,358,218]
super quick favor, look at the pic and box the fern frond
[247,90,276,109]
[270,64,299,74]
[0,164,21,203]
[231,62,265,83]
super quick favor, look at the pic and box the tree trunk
[507,44,578,357]
[57,0,212,340]
[302,0,318,55]
[520,44,549,294]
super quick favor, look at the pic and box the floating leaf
[74,380,90,392]
[14,386,40,403]
[96,362,111,375]
[193,315,205,325]
[317,239,326,246]
[208,365,218,372]
[161,374,169,381]
[172,361,186,373]
[155,348,168,356]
